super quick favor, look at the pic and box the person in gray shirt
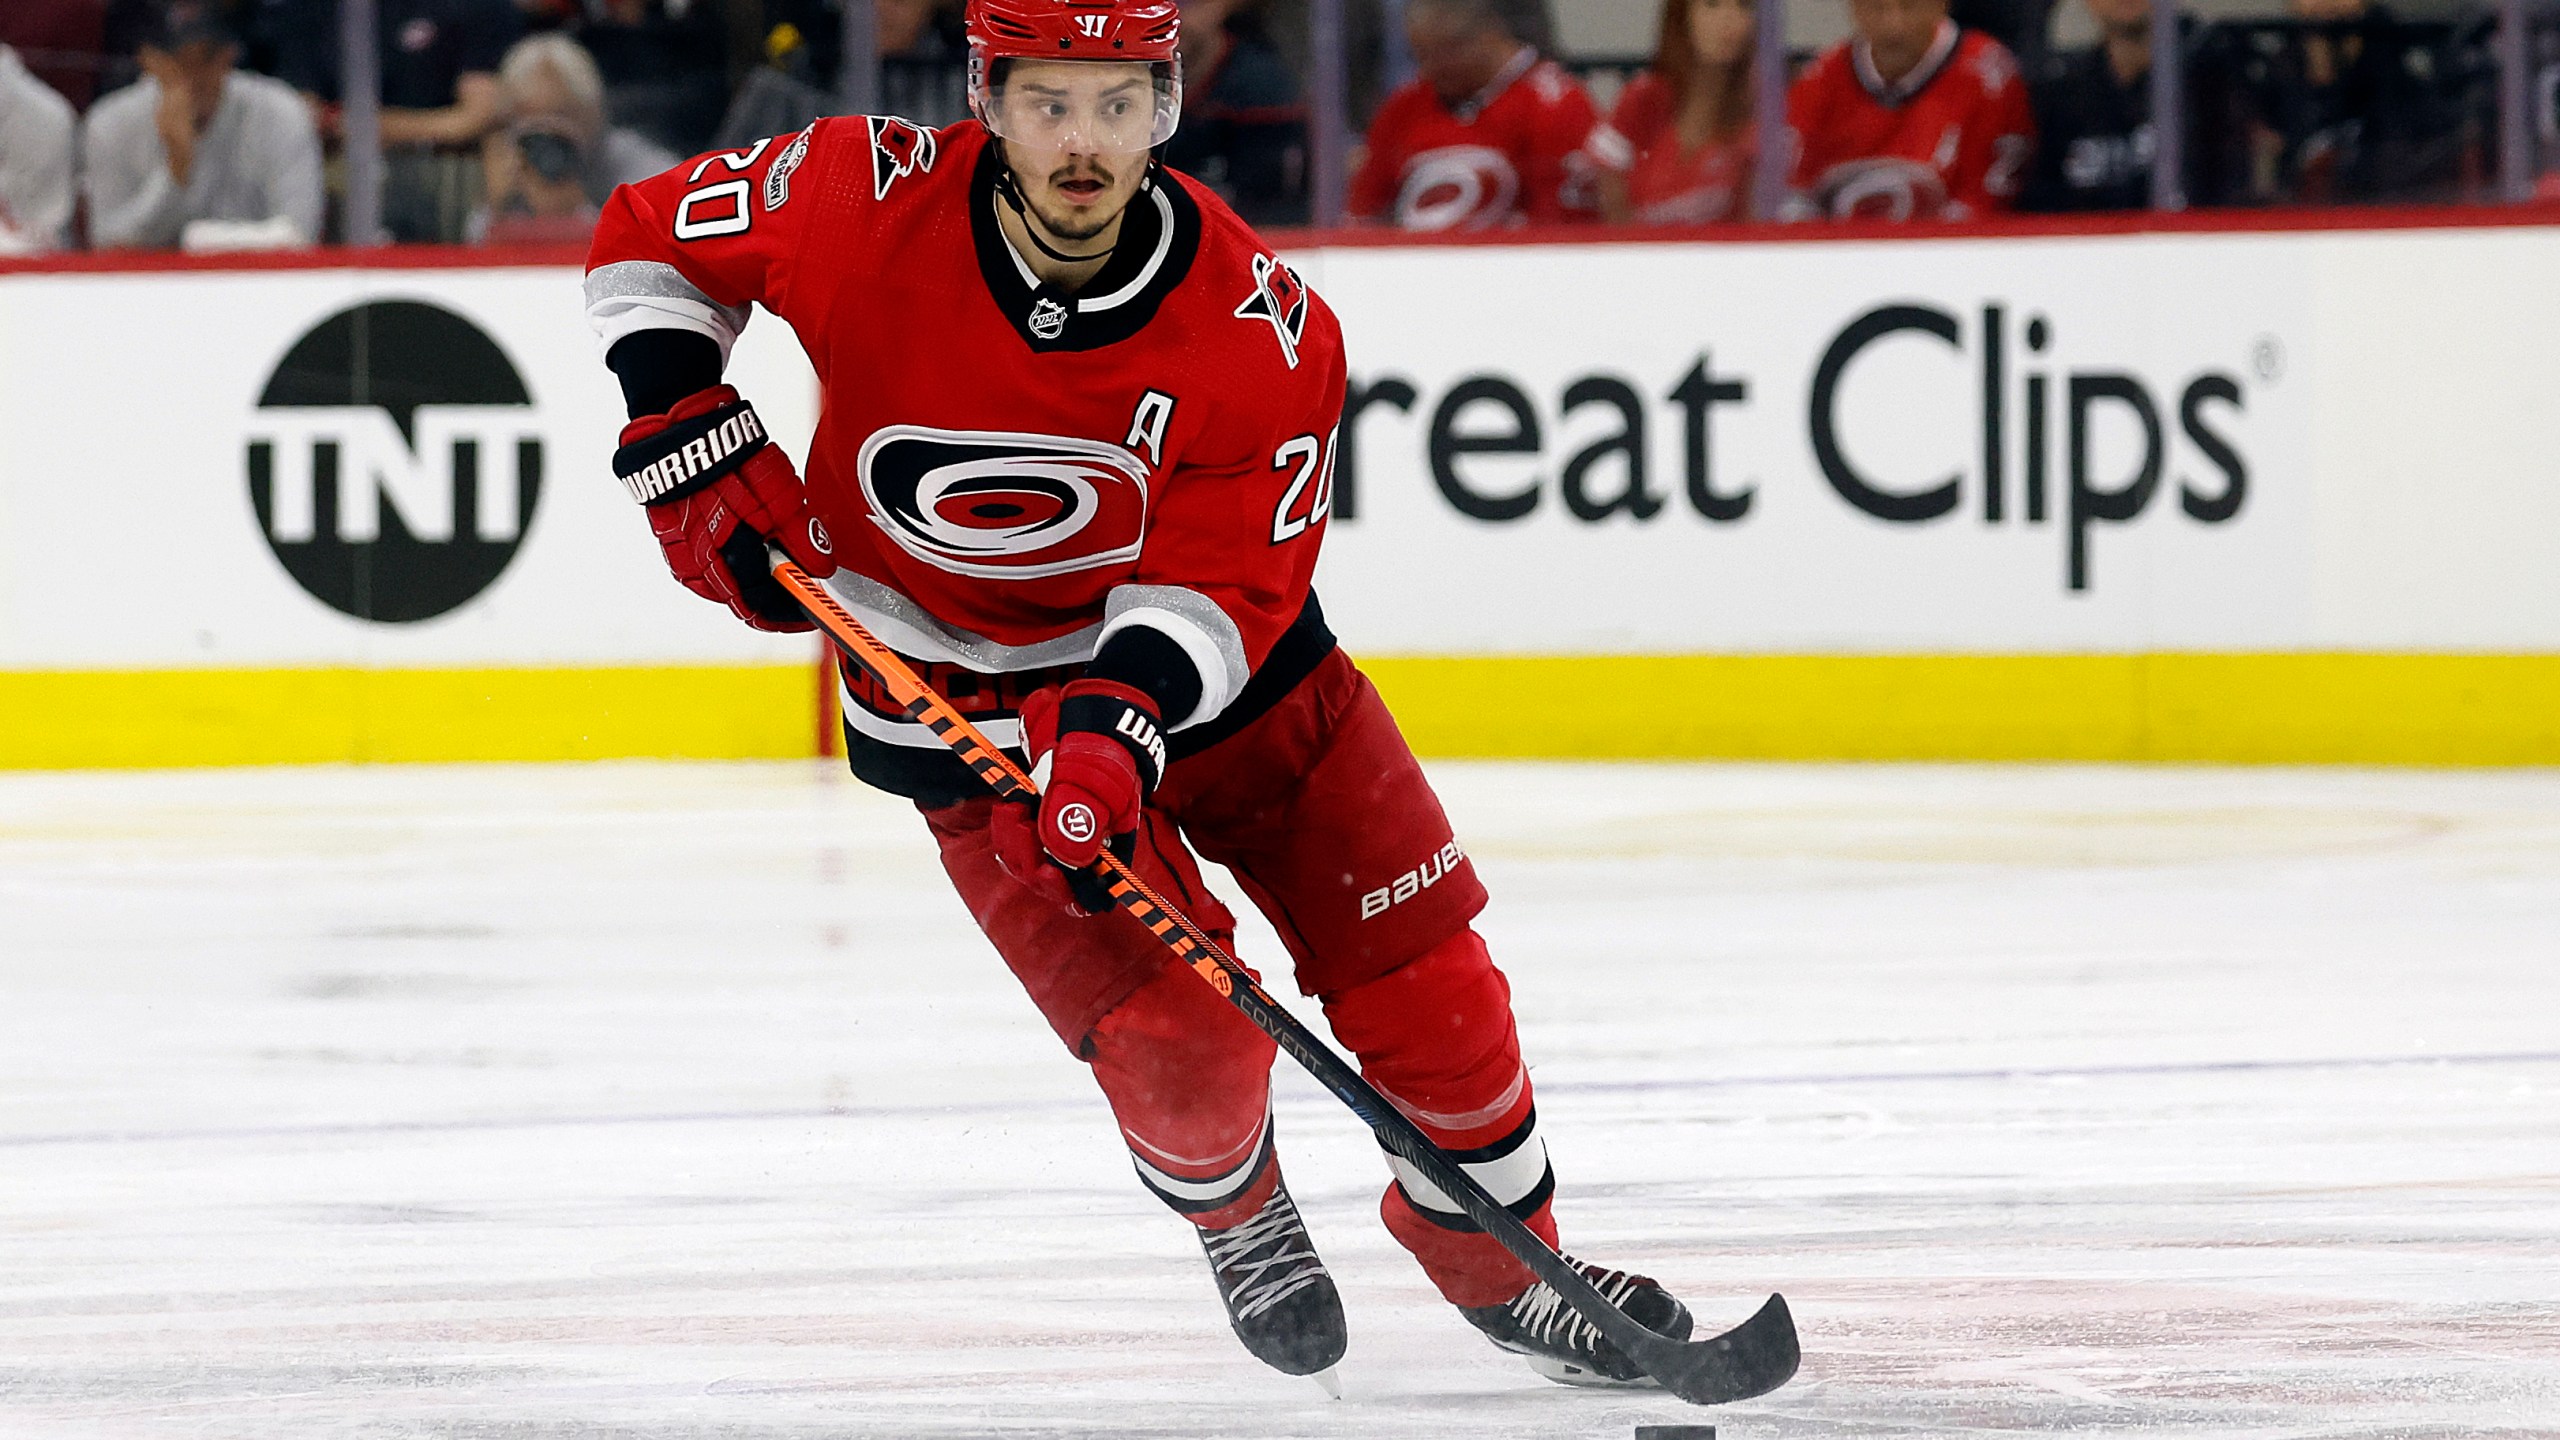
[82,0,324,251]
[0,43,76,255]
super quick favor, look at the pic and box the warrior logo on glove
[1057,804,1099,845]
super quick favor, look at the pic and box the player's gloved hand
[613,384,835,631]
[991,680,1166,914]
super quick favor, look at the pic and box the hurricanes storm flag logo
[870,116,938,201]
[1235,253,1310,370]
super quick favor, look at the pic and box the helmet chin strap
[993,144,1156,267]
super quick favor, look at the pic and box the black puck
[1633,1428,1716,1440]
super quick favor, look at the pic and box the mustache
[1047,161,1118,188]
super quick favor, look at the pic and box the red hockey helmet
[967,0,1185,151]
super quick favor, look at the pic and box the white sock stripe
[1385,1128,1551,1215]
[1131,1117,1272,1206]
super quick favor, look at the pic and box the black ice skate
[1461,1259,1694,1387]
[1197,1179,1347,1388]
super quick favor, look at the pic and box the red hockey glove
[614,385,836,631]
[991,680,1166,914]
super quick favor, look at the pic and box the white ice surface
[2,760,2556,1438]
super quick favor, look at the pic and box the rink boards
[4,217,2558,767]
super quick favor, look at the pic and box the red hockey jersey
[1348,50,1616,230]
[585,119,1347,798]
[1785,22,2034,221]
[1599,72,1755,225]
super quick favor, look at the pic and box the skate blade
[1521,1350,1658,1390]
[1311,1366,1342,1399]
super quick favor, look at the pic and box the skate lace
[1203,1191,1330,1322]
[1509,1263,1641,1358]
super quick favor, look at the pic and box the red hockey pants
[923,649,1559,1307]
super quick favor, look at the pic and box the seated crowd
[0,0,2523,254]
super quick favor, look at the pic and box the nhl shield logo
[1234,253,1310,369]
[869,115,938,201]
[1028,297,1070,341]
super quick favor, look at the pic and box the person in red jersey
[582,0,1695,1393]
[1599,0,1760,225]
[1346,0,1618,230]
[1785,0,2036,220]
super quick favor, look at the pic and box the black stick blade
[1633,1292,1800,1406]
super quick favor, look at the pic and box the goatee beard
[1033,201,1114,245]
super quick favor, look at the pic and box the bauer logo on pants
[245,300,544,623]
[1361,840,1467,920]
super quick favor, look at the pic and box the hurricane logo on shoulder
[1234,253,1310,369]
[858,426,1151,579]
[870,115,938,201]
[1394,145,1519,231]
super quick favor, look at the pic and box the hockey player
[1786,0,2036,220]
[581,0,1691,1391]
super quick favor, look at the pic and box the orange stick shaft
[768,554,1240,999]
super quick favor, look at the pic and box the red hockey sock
[1087,958,1282,1230]
[1320,928,1557,1307]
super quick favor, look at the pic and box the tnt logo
[246,300,544,623]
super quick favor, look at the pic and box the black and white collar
[1851,19,1961,106]
[970,143,1200,353]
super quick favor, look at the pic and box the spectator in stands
[2229,0,2471,203]
[1786,0,2035,220]
[0,43,79,254]
[716,0,970,149]
[1599,0,1758,224]
[83,0,322,250]
[0,0,109,110]
[472,31,674,242]
[275,0,518,241]
[876,0,971,129]
[2020,0,2247,209]
[577,0,726,157]
[1348,0,1612,229]
[1949,0,2052,71]
[1163,0,1310,226]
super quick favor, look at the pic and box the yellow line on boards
[0,665,822,769]
[1357,653,2560,766]
[6,654,2557,770]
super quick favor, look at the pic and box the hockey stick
[767,552,1799,1407]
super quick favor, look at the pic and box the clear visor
[978,58,1182,153]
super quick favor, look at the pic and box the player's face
[1687,0,1754,68]
[1846,0,1949,77]
[991,60,1160,240]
